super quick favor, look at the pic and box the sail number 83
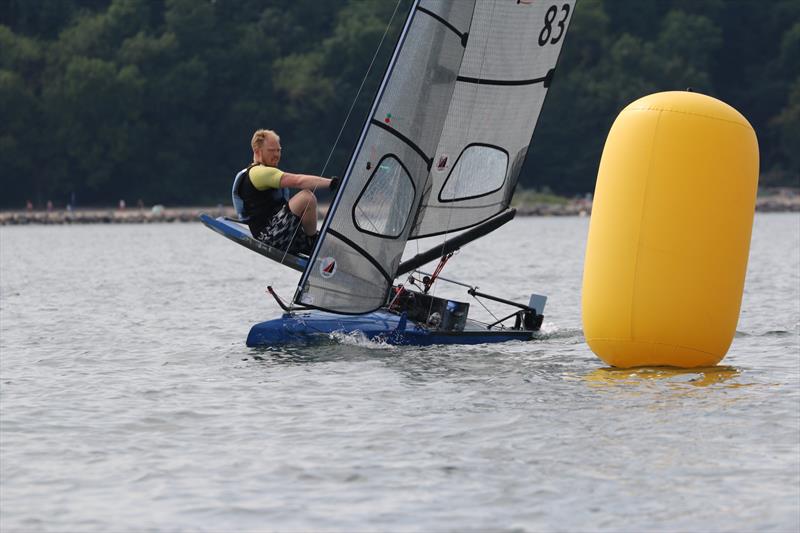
[538,4,570,46]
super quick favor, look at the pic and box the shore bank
[2,188,797,225]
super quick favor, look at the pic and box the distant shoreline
[2,188,797,225]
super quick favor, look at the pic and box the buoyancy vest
[232,163,289,236]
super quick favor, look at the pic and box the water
[1,214,798,532]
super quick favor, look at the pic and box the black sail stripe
[327,229,393,283]
[370,119,433,170]
[457,68,555,87]
[416,6,468,46]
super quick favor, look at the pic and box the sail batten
[327,229,394,283]
[456,70,553,86]
[417,6,468,44]
[369,119,433,169]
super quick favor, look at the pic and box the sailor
[233,129,339,255]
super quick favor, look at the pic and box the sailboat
[202,0,576,346]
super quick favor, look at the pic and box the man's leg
[288,190,318,235]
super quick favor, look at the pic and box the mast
[292,1,478,314]
[293,0,421,305]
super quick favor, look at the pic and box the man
[233,129,339,255]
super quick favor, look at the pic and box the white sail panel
[410,0,576,237]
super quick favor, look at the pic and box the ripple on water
[1,216,798,532]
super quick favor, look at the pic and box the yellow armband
[249,165,284,190]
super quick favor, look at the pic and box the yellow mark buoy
[582,91,759,368]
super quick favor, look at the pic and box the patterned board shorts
[255,204,315,255]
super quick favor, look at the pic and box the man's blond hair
[251,129,280,151]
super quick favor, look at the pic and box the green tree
[42,57,145,201]
[769,22,800,183]
[772,80,800,181]
[0,0,797,207]
[0,26,43,205]
[527,2,725,194]
[0,69,40,206]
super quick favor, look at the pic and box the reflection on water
[585,366,742,388]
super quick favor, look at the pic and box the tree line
[1,0,798,208]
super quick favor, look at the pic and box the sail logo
[320,257,337,279]
[436,155,449,171]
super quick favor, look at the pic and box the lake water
[1,214,798,532]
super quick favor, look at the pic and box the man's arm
[280,173,332,190]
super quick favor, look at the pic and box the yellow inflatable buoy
[582,91,759,368]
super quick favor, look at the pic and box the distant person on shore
[232,129,339,255]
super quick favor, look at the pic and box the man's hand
[329,176,341,193]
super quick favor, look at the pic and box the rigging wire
[472,293,501,327]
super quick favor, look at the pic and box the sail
[295,0,575,314]
[410,0,576,237]
[295,0,477,314]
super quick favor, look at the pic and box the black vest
[234,163,289,236]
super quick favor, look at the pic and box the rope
[472,293,501,326]
[423,252,452,293]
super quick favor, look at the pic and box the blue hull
[246,310,534,347]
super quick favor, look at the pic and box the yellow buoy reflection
[584,366,741,388]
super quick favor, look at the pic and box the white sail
[295,0,575,314]
[411,0,576,237]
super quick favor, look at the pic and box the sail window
[439,144,509,202]
[353,155,415,238]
